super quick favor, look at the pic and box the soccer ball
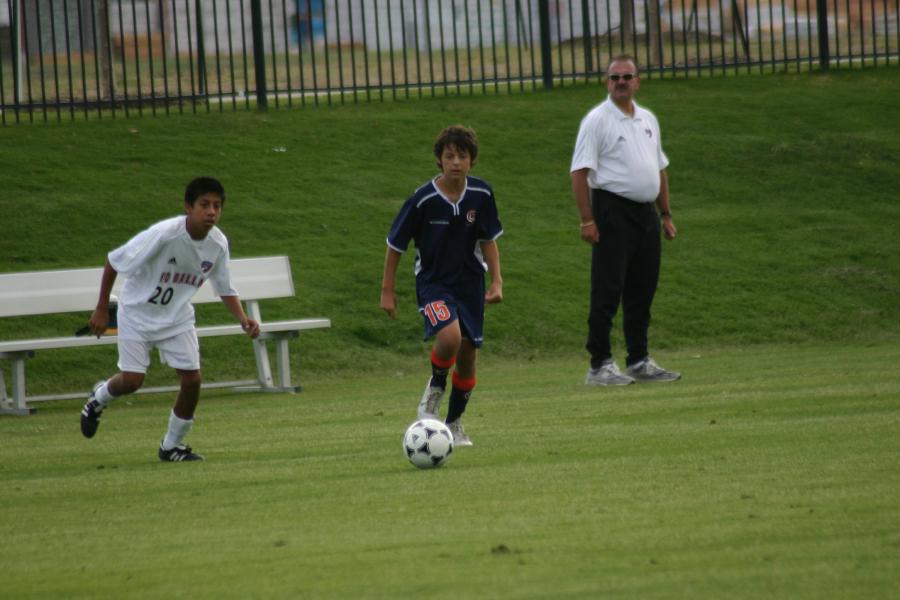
[403,418,454,469]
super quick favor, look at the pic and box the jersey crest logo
[168,257,177,265]
[201,261,214,273]
[466,209,477,224]
[644,128,653,138]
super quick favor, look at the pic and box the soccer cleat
[80,382,106,438]
[585,361,635,386]
[158,443,204,462]
[447,419,473,447]
[417,377,446,419]
[625,357,681,382]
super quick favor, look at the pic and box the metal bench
[0,256,330,415]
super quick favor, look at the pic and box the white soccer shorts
[117,329,201,373]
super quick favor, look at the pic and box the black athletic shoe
[80,385,104,439]
[158,443,204,462]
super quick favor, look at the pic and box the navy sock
[445,388,472,424]
[431,364,450,389]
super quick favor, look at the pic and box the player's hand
[242,317,261,339]
[581,222,600,244]
[662,217,677,240]
[380,289,397,319]
[485,283,503,304]
[88,307,109,338]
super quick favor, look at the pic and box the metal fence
[1,0,898,122]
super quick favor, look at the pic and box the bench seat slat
[0,319,331,354]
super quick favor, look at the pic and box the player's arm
[480,240,503,304]
[656,169,677,241]
[89,260,118,338]
[380,247,402,319]
[220,295,260,339]
[571,168,599,244]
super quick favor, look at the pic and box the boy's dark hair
[434,125,479,168]
[184,177,226,206]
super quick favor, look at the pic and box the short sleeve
[652,114,669,170]
[209,242,239,297]
[108,223,165,276]
[478,191,503,242]
[570,111,601,173]
[386,197,419,253]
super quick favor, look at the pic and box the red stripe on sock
[451,371,476,391]
[431,348,456,369]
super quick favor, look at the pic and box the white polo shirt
[570,96,669,203]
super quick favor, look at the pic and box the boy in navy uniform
[380,125,504,447]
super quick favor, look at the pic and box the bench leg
[275,337,298,391]
[0,355,35,415]
[252,338,275,389]
[246,300,275,389]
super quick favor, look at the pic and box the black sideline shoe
[80,383,105,439]
[158,443,204,462]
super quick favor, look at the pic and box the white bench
[0,256,331,415]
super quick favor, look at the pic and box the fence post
[581,0,593,74]
[195,0,207,94]
[97,0,113,102]
[815,0,830,71]
[12,0,21,109]
[538,0,553,89]
[249,0,267,110]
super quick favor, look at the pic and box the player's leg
[446,339,477,446]
[416,287,462,419]
[419,319,461,419]
[444,287,482,445]
[81,338,150,439]
[157,330,204,461]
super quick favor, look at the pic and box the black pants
[587,189,661,368]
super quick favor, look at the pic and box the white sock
[161,411,193,450]
[94,380,115,407]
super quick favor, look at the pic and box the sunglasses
[608,73,636,82]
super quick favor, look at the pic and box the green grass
[1,69,899,597]
[1,68,899,394]
[1,343,898,599]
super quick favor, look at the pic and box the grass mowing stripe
[1,342,897,598]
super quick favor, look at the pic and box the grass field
[1,68,899,597]
[2,68,899,395]
[1,343,898,599]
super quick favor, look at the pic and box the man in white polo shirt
[570,54,680,386]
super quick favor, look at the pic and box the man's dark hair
[184,177,226,206]
[434,125,479,168]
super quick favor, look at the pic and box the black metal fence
[1,0,897,122]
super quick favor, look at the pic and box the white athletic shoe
[417,377,445,419]
[585,361,635,386]
[447,419,473,447]
[625,357,681,382]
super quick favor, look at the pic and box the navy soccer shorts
[416,279,485,347]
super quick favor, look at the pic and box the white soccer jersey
[570,96,669,203]
[108,216,238,341]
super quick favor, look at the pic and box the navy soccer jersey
[386,175,503,286]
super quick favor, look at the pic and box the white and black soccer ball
[403,418,454,469]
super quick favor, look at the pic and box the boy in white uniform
[81,177,260,462]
